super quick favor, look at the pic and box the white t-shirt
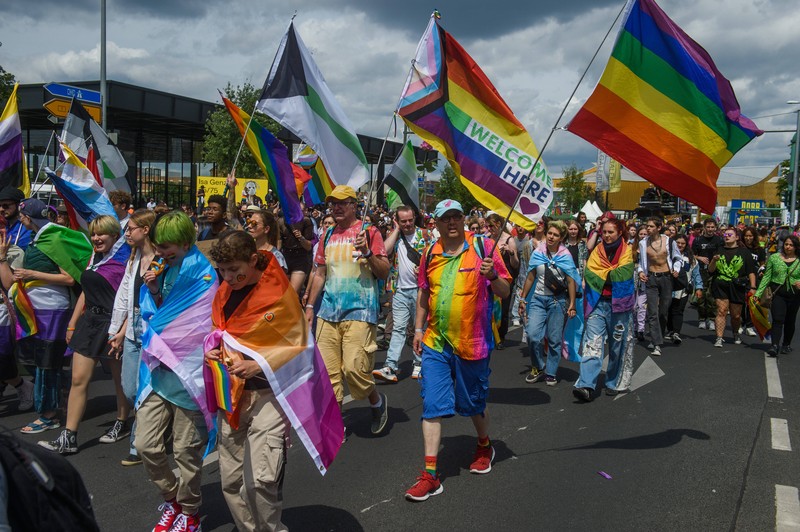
[396,230,421,290]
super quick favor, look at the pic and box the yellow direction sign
[43,98,102,123]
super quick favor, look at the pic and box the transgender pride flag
[138,246,219,455]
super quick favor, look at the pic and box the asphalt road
[2,309,799,532]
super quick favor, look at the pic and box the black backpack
[0,429,100,532]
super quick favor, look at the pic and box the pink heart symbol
[518,197,540,216]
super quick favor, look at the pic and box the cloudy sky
[2,0,799,178]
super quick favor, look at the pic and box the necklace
[649,236,663,252]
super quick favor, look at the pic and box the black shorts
[69,312,113,358]
[711,278,747,305]
[282,248,312,276]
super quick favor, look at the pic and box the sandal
[20,417,61,434]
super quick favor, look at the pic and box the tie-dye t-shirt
[315,221,387,324]
[419,233,511,360]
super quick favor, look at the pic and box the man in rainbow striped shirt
[405,199,511,502]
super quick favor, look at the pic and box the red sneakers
[152,500,181,532]
[405,471,443,501]
[469,445,495,474]
[169,513,202,532]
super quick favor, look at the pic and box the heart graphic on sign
[518,197,540,216]
[263,312,274,322]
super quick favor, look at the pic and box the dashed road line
[771,418,792,452]
[776,485,800,531]
[765,356,784,399]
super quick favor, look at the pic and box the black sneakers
[38,428,78,454]
[573,387,593,403]
[370,393,389,435]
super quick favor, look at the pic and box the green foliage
[0,66,16,104]
[557,163,593,214]
[202,82,281,179]
[435,164,479,212]
[776,159,793,208]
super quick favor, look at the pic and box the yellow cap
[326,185,357,202]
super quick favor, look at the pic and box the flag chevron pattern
[384,141,419,210]
[567,0,762,213]
[0,84,31,195]
[258,23,369,190]
[221,95,304,225]
[398,17,552,230]
[296,145,335,206]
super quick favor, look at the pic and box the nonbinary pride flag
[398,16,552,231]
[567,0,762,213]
[0,84,30,195]
[258,22,369,190]
[384,141,419,210]
[221,94,304,225]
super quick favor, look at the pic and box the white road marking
[615,356,665,400]
[766,356,784,399]
[360,499,392,514]
[776,485,800,531]
[771,418,792,451]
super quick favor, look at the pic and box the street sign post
[44,83,102,105]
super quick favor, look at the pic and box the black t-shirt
[281,217,315,252]
[566,243,580,269]
[745,246,766,267]
[692,234,724,267]
[133,270,144,310]
[715,246,756,282]
[222,283,258,321]
[79,268,116,311]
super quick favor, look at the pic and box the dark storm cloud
[0,0,207,20]
[298,0,620,39]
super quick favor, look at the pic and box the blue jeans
[526,294,568,376]
[384,288,421,370]
[575,300,631,391]
[121,309,143,455]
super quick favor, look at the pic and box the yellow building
[554,164,782,212]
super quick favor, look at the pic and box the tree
[202,82,281,179]
[558,163,593,214]
[776,158,794,209]
[0,65,16,104]
[436,164,479,212]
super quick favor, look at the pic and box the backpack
[0,429,100,532]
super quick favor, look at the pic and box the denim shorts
[420,343,490,419]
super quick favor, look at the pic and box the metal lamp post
[788,101,800,226]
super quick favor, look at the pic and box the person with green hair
[135,210,219,532]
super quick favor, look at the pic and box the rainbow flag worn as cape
[137,246,219,456]
[203,251,343,475]
[221,94,304,225]
[526,242,583,361]
[583,240,635,318]
[398,16,553,231]
[567,0,762,213]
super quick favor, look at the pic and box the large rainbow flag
[397,16,552,231]
[221,94,304,225]
[567,0,762,213]
[137,246,219,456]
[203,251,343,475]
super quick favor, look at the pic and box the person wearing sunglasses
[708,228,757,347]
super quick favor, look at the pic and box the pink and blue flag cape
[526,242,583,361]
[137,246,219,455]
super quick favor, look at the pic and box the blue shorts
[420,343,491,419]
